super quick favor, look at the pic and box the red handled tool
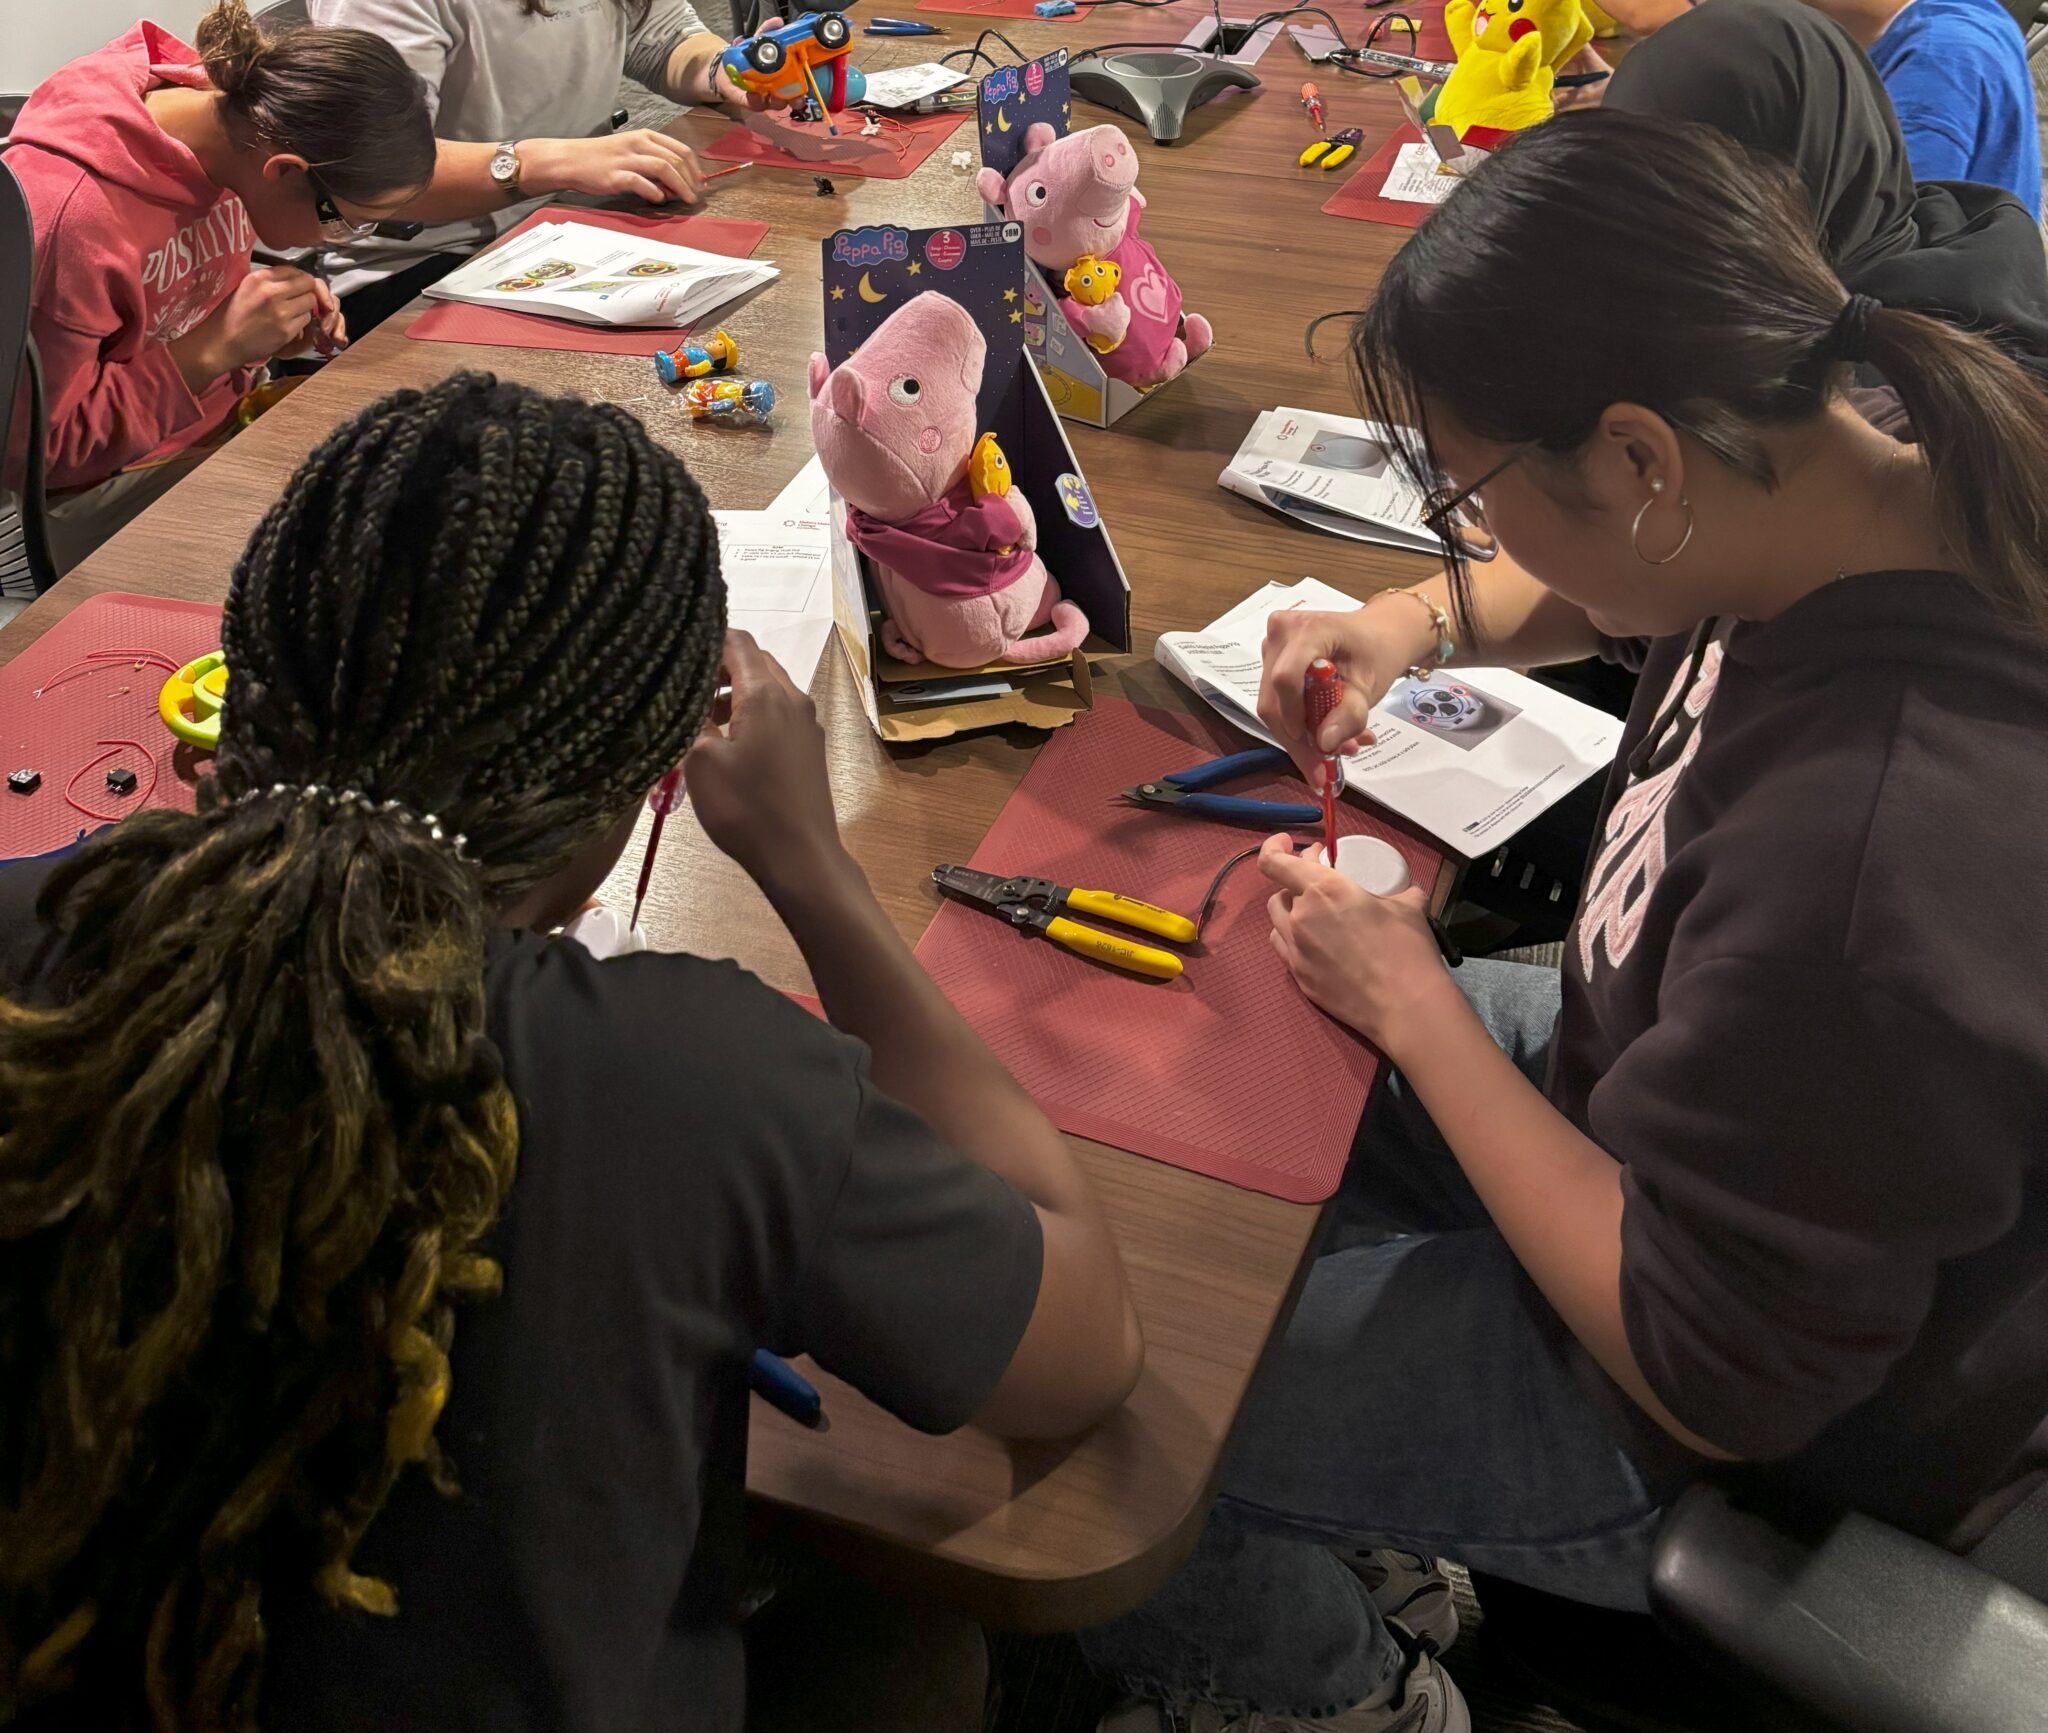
[1303,659,1344,868]
[625,682,734,933]
[1300,81,1326,134]
[631,766,687,932]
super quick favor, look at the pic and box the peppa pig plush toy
[977,122,1212,391]
[809,291,1091,670]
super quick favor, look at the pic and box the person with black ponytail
[1086,112,2048,1733]
[0,374,1140,1733]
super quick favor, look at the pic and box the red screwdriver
[630,766,687,932]
[1303,658,1344,868]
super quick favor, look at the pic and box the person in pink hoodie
[8,1,436,571]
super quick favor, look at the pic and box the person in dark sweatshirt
[1087,112,2048,1733]
[7,2,435,572]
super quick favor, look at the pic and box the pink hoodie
[10,23,258,492]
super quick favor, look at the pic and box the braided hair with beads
[0,374,725,1731]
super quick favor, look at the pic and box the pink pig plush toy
[977,122,1212,390]
[809,291,1090,669]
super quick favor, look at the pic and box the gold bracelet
[1372,587,1456,677]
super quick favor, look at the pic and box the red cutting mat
[1321,124,1439,229]
[0,594,225,859]
[913,697,1441,1203]
[702,109,965,180]
[406,207,771,354]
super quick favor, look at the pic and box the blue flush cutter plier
[1121,746,1324,828]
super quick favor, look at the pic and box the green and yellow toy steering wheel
[159,651,229,750]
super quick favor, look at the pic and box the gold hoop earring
[1631,491,1695,566]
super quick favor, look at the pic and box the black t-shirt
[0,861,1043,1733]
[1551,572,2048,1542]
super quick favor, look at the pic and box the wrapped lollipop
[682,376,776,426]
[654,328,740,385]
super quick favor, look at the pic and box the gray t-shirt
[306,0,711,291]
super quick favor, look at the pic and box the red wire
[65,740,161,825]
[33,648,180,698]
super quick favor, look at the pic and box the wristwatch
[488,141,524,198]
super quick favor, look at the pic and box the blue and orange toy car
[719,12,857,114]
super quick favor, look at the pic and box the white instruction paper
[713,487,835,693]
[1221,409,1443,554]
[1156,578,1623,856]
[858,62,970,108]
[425,220,778,329]
[1379,141,1457,206]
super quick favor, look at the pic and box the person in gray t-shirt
[308,0,789,328]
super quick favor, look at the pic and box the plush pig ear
[827,366,867,423]
[1021,122,1058,153]
[808,352,830,400]
[976,166,1008,210]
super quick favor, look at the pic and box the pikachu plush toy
[1436,0,1593,134]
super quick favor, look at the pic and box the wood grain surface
[0,17,1457,1631]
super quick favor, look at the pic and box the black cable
[940,27,1032,71]
[1303,307,1367,360]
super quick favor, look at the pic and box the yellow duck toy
[968,432,1013,501]
[1062,256,1126,353]
[1437,0,1593,134]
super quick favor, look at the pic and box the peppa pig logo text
[831,227,910,269]
[981,66,1021,105]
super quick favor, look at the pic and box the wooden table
[0,12,1451,1632]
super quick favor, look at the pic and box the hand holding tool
[1303,658,1343,867]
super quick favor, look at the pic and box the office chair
[1471,1477,2048,1733]
[0,155,58,600]
[1649,1480,2048,1733]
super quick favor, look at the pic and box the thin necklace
[1835,443,1903,582]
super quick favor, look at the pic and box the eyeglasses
[306,166,377,243]
[1418,441,1538,561]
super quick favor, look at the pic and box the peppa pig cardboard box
[818,219,1131,742]
[977,50,1196,430]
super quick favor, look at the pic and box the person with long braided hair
[0,373,1141,1733]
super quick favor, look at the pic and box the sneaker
[1334,1549,1460,1656]
[1096,1643,1470,1733]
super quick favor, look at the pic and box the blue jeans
[1081,960,1666,1718]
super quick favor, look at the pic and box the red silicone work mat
[701,110,965,180]
[912,697,1441,1203]
[0,593,225,860]
[1321,124,1436,229]
[406,207,771,353]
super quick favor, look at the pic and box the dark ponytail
[195,0,437,204]
[0,376,726,1731]
[1850,302,2048,630]
[1353,111,2048,640]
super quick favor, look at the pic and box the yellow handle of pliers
[1065,889,1198,946]
[1044,917,1185,981]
